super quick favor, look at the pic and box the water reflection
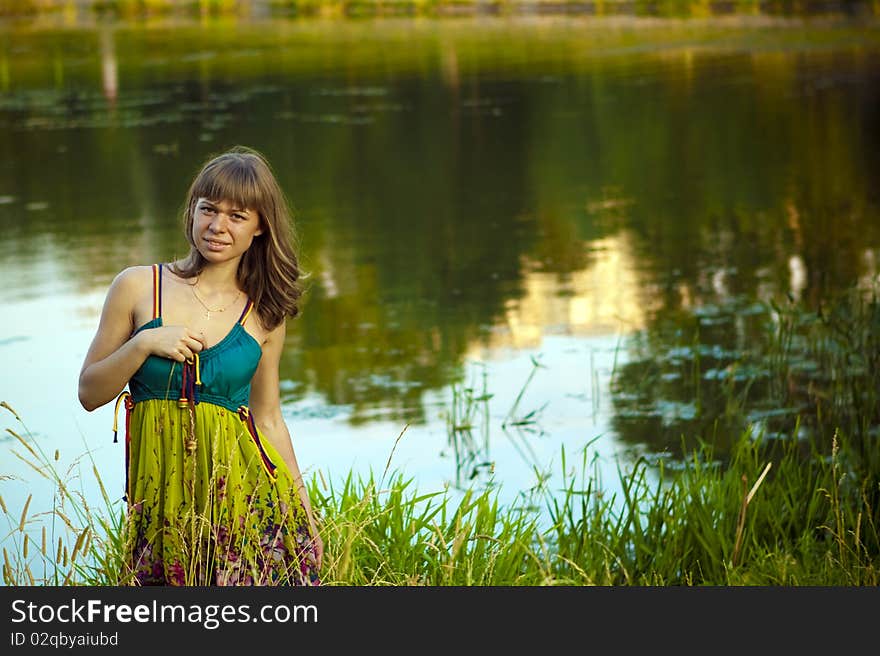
[0,17,878,516]
[100,27,118,106]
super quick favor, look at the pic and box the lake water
[1,14,879,546]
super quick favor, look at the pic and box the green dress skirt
[116,264,319,586]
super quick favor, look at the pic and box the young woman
[79,146,322,586]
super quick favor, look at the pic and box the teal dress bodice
[128,317,263,412]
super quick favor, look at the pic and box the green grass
[2,408,877,585]
[1,402,130,586]
[2,284,878,585]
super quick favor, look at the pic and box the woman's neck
[183,257,241,292]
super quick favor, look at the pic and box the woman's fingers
[184,335,205,353]
[187,329,208,351]
[152,326,207,360]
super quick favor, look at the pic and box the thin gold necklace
[191,279,241,320]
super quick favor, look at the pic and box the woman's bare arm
[78,266,205,411]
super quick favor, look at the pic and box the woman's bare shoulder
[100,266,156,321]
[90,266,156,337]
[109,265,155,292]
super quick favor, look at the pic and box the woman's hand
[137,325,207,362]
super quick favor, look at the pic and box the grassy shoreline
[2,283,878,585]
[2,414,877,585]
[2,0,877,20]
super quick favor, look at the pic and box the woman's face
[192,197,263,263]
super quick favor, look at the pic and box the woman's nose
[209,214,229,232]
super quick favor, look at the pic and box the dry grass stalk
[54,511,76,532]
[732,462,772,567]
[70,528,89,563]
[8,428,38,460]
[18,494,32,532]
[9,450,51,481]
[381,424,410,484]
[1,401,21,421]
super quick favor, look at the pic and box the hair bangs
[192,156,265,213]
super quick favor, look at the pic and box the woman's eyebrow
[198,200,249,214]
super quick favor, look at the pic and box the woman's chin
[198,247,235,262]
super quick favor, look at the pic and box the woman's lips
[204,238,230,251]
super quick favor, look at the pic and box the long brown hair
[171,146,303,330]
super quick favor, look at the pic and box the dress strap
[237,406,278,480]
[151,263,163,320]
[237,298,254,326]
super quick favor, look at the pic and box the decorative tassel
[112,392,131,444]
[111,392,133,503]
[178,361,190,408]
[193,353,202,405]
[180,357,200,454]
[123,395,131,503]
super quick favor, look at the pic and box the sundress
[112,263,320,586]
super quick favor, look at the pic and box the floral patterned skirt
[123,399,320,586]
